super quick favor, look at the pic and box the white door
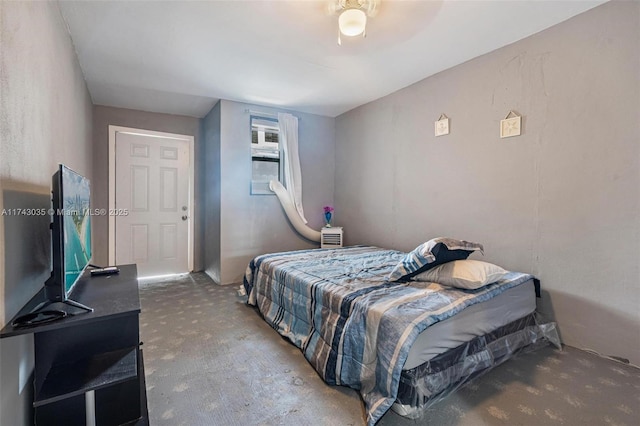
[114,131,191,277]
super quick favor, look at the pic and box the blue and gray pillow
[388,237,484,282]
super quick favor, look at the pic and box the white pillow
[412,259,507,289]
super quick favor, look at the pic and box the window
[250,116,281,194]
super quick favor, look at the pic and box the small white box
[321,227,343,248]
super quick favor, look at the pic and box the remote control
[90,266,120,276]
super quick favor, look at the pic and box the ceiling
[58,0,607,118]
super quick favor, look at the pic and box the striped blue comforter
[243,246,533,425]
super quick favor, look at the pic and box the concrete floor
[139,273,640,426]
[140,273,365,425]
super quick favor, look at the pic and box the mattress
[243,246,542,425]
[404,279,536,370]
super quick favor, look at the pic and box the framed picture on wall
[435,114,449,137]
[500,111,521,138]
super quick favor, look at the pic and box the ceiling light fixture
[330,0,380,45]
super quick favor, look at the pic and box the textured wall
[0,2,93,424]
[204,100,335,284]
[336,1,639,364]
[202,102,221,283]
[91,105,204,270]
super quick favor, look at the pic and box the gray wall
[0,2,93,424]
[202,102,221,283]
[92,105,204,271]
[335,1,639,365]
[204,100,335,284]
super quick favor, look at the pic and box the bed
[243,240,558,425]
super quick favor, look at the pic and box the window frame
[250,115,283,195]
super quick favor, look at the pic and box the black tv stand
[0,264,147,426]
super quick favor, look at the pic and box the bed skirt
[392,314,560,418]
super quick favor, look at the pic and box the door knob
[181,215,188,221]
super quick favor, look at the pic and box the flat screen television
[43,164,93,313]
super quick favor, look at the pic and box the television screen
[61,166,92,296]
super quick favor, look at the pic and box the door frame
[108,125,195,273]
